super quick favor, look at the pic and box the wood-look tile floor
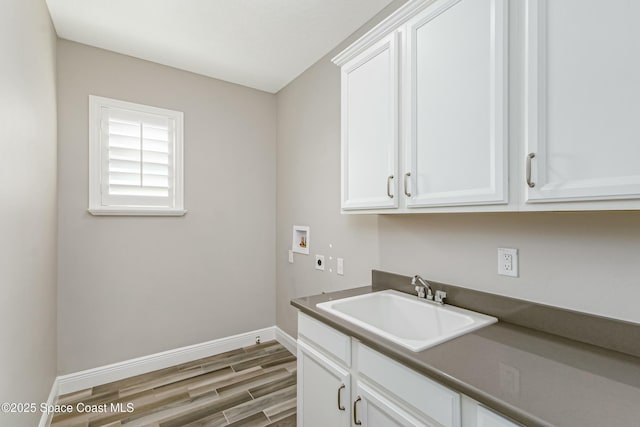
[51,341,297,427]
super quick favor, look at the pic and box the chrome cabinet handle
[526,153,536,188]
[353,396,362,425]
[337,384,345,411]
[404,172,412,197]
[387,175,394,199]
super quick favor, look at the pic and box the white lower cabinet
[297,312,453,426]
[297,340,351,427]
[357,343,460,427]
[297,312,521,427]
[355,381,429,427]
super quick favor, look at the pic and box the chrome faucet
[411,275,433,301]
[411,275,447,305]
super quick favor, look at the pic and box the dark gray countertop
[292,286,640,427]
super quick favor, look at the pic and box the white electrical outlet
[337,258,344,275]
[288,250,294,264]
[315,254,325,271]
[498,248,518,277]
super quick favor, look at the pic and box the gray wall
[275,1,409,337]
[378,212,640,323]
[275,0,640,335]
[57,40,277,373]
[0,1,58,426]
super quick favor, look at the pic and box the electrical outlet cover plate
[315,254,325,271]
[498,248,518,277]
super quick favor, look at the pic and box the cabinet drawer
[357,343,460,427]
[298,313,351,367]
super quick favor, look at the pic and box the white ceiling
[45,0,395,93]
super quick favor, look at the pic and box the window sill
[88,208,187,216]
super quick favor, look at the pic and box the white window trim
[88,95,186,216]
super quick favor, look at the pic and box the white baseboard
[56,327,275,395]
[275,326,297,355]
[38,377,59,427]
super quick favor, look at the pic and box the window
[89,96,185,215]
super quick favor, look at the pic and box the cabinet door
[357,343,461,427]
[404,0,507,207]
[354,381,432,427]
[297,341,351,427]
[341,33,399,210]
[525,0,640,203]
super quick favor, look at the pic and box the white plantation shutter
[89,96,184,215]
[102,109,174,206]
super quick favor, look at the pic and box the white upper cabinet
[404,0,508,207]
[524,0,640,204]
[333,0,640,213]
[339,33,399,210]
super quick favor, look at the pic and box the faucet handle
[434,290,447,304]
[415,286,426,299]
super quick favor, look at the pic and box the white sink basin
[316,290,497,352]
